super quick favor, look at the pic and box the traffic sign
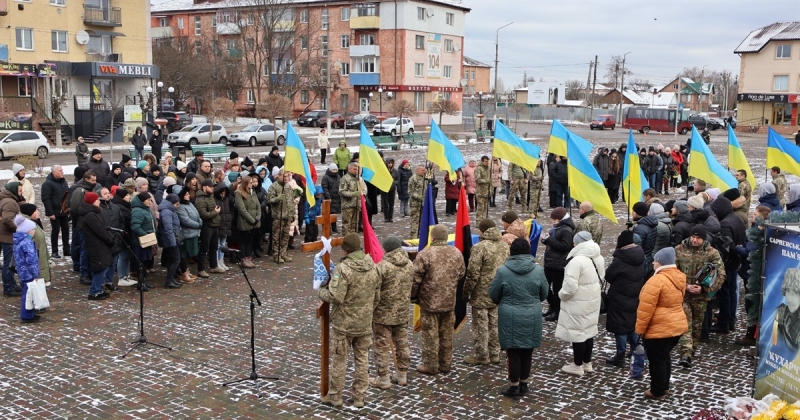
[678,102,684,111]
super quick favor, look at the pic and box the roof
[735,22,800,53]
[605,88,648,105]
[152,0,470,13]
[681,82,713,95]
[463,56,490,68]
[637,91,677,108]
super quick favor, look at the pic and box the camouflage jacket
[338,173,361,209]
[502,218,527,246]
[464,228,510,308]
[408,174,425,207]
[474,163,491,196]
[266,180,294,220]
[373,248,415,325]
[508,162,527,180]
[738,179,752,210]
[530,165,544,184]
[411,241,466,313]
[318,250,381,336]
[675,238,727,302]
[774,174,788,207]
[576,210,604,244]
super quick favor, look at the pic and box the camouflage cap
[123,178,136,189]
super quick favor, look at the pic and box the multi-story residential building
[0,0,155,142]
[658,77,714,114]
[151,0,470,125]
[734,21,800,134]
[462,56,490,96]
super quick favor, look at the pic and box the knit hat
[616,230,635,249]
[381,236,403,253]
[135,178,149,190]
[228,171,240,182]
[654,247,676,266]
[633,202,650,217]
[163,177,176,188]
[136,192,151,203]
[14,214,35,233]
[501,210,518,224]
[123,178,136,190]
[110,185,119,196]
[690,225,707,239]
[272,166,281,177]
[341,233,361,252]
[550,207,567,220]
[431,224,448,241]
[165,194,180,204]
[150,165,161,173]
[401,159,409,166]
[339,140,347,145]
[648,203,665,216]
[112,163,121,172]
[663,199,675,214]
[230,151,239,159]
[241,170,250,179]
[74,166,87,180]
[478,218,496,232]
[706,188,721,200]
[120,154,131,166]
[12,163,24,175]
[84,191,99,204]
[328,163,338,172]
[176,160,187,171]
[242,156,253,168]
[201,179,214,188]
[510,237,531,256]
[138,160,148,170]
[115,188,129,199]
[271,146,279,152]
[673,200,690,214]
[573,231,592,245]
[687,194,705,209]
[5,181,19,197]
[19,203,37,216]
[723,188,741,201]
[91,149,101,156]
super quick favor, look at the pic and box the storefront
[353,85,463,123]
[736,93,800,129]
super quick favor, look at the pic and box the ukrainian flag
[358,123,393,192]
[622,129,649,214]
[413,184,438,333]
[492,120,540,173]
[549,120,593,158]
[766,126,800,176]
[727,125,755,190]
[688,125,737,190]
[566,131,618,224]
[427,120,465,174]
[283,122,316,207]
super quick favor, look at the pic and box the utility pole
[674,73,682,139]
[617,52,630,124]
[325,5,332,134]
[584,60,592,122]
[494,22,513,127]
[590,55,598,122]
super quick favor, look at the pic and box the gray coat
[490,255,549,349]
[176,201,202,239]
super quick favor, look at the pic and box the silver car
[0,130,50,159]
[229,123,287,147]
[167,123,228,146]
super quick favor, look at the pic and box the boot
[252,249,262,258]
[273,256,285,264]
[735,335,756,346]
[463,355,489,365]
[180,272,196,284]
[518,382,529,395]
[320,394,343,408]
[369,375,391,389]
[242,257,256,269]
[283,255,293,262]
[390,371,407,386]
[165,279,183,289]
[605,352,625,367]
[501,385,520,398]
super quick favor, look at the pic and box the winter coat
[176,201,202,239]
[444,171,460,200]
[68,179,97,229]
[149,131,163,151]
[304,188,323,225]
[0,188,21,244]
[653,211,672,254]
[75,142,90,165]
[411,242,467,313]
[759,193,783,213]
[549,159,568,185]
[711,197,746,266]
[408,174,425,207]
[338,173,361,210]
[675,238,727,302]
[398,166,413,201]
[266,180,293,221]
[130,195,156,248]
[321,169,341,213]
[604,244,646,334]
[462,165,477,194]
[13,232,38,281]
[186,158,203,176]
[576,210,604,244]
[464,228,510,309]
[670,211,694,247]
[158,199,181,248]
[235,189,262,231]
[632,216,658,266]
[80,202,114,273]
[111,194,132,246]
[690,208,720,242]
[543,217,575,270]
[147,171,163,195]
[84,156,111,188]
[41,173,69,218]
[490,158,503,188]
[318,251,381,336]
[131,128,147,149]
[195,190,221,227]
[635,265,689,339]
[99,199,124,254]
[373,248,415,326]
[592,153,609,181]
[502,218,527,246]
[490,255,549,349]
[20,214,49,282]
[333,147,351,171]
[555,240,604,343]
[266,152,284,174]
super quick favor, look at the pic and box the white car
[0,130,49,159]
[229,123,287,147]
[373,117,415,136]
[167,123,228,146]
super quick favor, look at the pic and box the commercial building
[462,56,490,96]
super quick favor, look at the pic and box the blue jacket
[489,255,549,349]
[158,199,181,248]
[304,186,323,225]
[759,193,783,213]
[13,232,39,281]
[632,215,658,265]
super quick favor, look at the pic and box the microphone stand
[222,248,278,394]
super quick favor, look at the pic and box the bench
[475,130,492,141]
[127,146,152,160]
[372,135,400,151]
[404,133,427,147]
[190,144,229,162]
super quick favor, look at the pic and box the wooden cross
[300,199,343,397]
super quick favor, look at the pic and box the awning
[86,30,125,37]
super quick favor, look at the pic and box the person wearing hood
[397,160,413,217]
[333,140,351,173]
[541,207,575,321]
[648,203,672,255]
[42,165,70,258]
[669,200,693,247]
[723,187,750,229]
[13,215,40,321]
[321,164,341,233]
[255,165,272,191]
[75,136,90,166]
[710,196,746,334]
[79,192,114,300]
[158,194,184,289]
[592,147,610,187]
[489,238,549,397]
[303,186,324,243]
[149,128,163,164]
[173,186,201,281]
[155,176,176,205]
[556,231,605,376]
[85,149,111,188]
[501,210,527,246]
[463,219,510,366]
[787,184,800,213]
[19,204,50,289]
[107,163,122,189]
[604,231,646,367]
[575,201,603,244]
[130,192,156,291]
[175,160,188,185]
[9,163,35,204]
[687,194,720,242]
[111,188,137,287]
[237,175,262,268]
[213,183,233,271]
[184,172,199,203]
[266,146,284,174]
[131,127,147,162]
[757,182,782,213]
[635,247,688,400]
[631,202,658,276]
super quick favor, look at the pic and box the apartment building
[462,56,490,95]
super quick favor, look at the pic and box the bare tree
[48,63,74,148]
[429,99,460,125]
[256,94,292,144]
[389,100,417,136]
[153,36,213,114]
[104,87,127,163]
[510,102,528,132]
[604,55,631,88]
[564,80,585,100]
[205,97,237,144]
[628,77,654,92]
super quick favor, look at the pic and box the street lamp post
[156,81,164,117]
[494,22,513,127]
[476,91,484,130]
[368,88,392,120]
[617,52,631,124]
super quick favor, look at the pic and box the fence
[462,101,626,130]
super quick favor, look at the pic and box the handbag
[138,219,158,248]
[591,260,608,314]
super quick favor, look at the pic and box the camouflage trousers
[529,182,542,216]
[419,310,455,373]
[409,205,422,239]
[679,299,708,355]
[476,194,489,222]
[507,179,528,213]
[471,306,500,361]
[271,219,291,259]
[341,207,358,236]
[372,322,410,376]
[328,330,372,401]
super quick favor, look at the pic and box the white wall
[380,1,466,37]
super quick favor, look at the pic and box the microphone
[107,227,125,232]
[220,247,241,254]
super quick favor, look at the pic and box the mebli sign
[96,64,155,77]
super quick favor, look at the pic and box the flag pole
[627,178,631,223]
[488,155,494,208]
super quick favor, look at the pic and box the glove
[625,221,634,229]
[253,218,260,225]
[276,194,285,201]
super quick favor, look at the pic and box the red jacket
[671,150,684,168]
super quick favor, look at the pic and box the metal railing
[83,5,121,26]
[86,52,121,62]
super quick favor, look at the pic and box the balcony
[151,26,174,40]
[216,22,240,35]
[83,5,122,27]
[275,20,294,32]
[350,15,380,30]
[0,0,7,16]
[349,45,380,57]
[349,73,379,86]
[86,52,122,62]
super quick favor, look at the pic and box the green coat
[234,189,261,231]
[130,195,155,247]
[489,255,549,349]
[195,190,220,227]
[333,146,351,170]
[266,180,295,220]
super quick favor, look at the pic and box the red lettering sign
[98,65,118,74]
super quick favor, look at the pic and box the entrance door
[360,98,369,113]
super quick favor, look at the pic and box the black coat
[79,202,114,273]
[632,216,658,265]
[187,158,203,175]
[100,199,125,254]
[605,244,646,334]
[111,194,132,246]
[84,157,111,188]
[398,167,412,200]
[131,128,147,149]
[543,217,575,270]
[549,159,568,185]
[147,171,163,195]
[214,183,234,238]
[149,131,163,151]
[670,211,693,247]
[266,153,284,174]
[321,169,341,213]
[41,173,69,217]
[711,197,746,266]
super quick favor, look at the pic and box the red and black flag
[454,184,473,331]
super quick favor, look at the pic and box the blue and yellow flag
[689,125,737,190]
[427,120,465,174]
[549,120,593,158]
[492,120,540,173]
[766,127,800,176]
[358,123,393,192]
[413,184,438,333]
[283,122,316,207]
[566,130,618,224]
[622,129,649,214]
[727,125,754,190]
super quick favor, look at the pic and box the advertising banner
[527,81,566,105]
[426,33,441,79]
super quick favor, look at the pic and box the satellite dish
[454,43,461,52]
[460,79,467,87]
[426,8,434,17]
[76,31,90,45]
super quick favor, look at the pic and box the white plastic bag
[29,278,50,310]
[313,237,335,290]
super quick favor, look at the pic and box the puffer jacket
[635,265,689,339]
[555,240,604,343]
[670,211,693,247]
[157,199,181,248]
[604,244,646,334]
[690,208,720,242]
[0,188,21,244]
[13,232,39,281]
[214,184,233,238]
[235,189,261,231]
[652,211,672,254]
[321,169,341,213]
[130,195,155,247]
[398,166,413,201]
[710,196,746,266]
[146,170,162,195]
[543,217,575,270]
[490,254,549,350]
[195,190,221,227]
[632,215,658,266]
[84,156,111,187]
[176,201,202,239]
[464,227,510,309]
[502,218,527,246]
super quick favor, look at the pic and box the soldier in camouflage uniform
[318,233,381,409]
[772,166,788,209]
[736,169,752,210]
[407,165,426,239]
[369,236,415,389]
[463,219,510,365]
[529,160,544,218]
[411,225,466,375]
[338,163,361,236]
[575,201,604,244]
[474,156,491,222]
[507,162,528,213]
[266,170,295,263]
[674,224,726,368]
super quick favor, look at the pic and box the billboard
[527,81,566,105]
[427,33,442,79]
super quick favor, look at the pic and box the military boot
[320,394,343,408]
[283,254,293,262]
[390,371,407,386]
[369,375,391,389]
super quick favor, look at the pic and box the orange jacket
[635,265,689,339]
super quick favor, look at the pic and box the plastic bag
[723,396,767,419]
[31,278,50,310]
[630,340,646,380]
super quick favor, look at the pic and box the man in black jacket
[42,165,70,258]
[669,200,693,247]
[110,188,136,287]
[131,127,147,162]
[187,150,205,175]
[99,187,124,291]
[69,169,98,284]
[149,128,163,164]
[79,192,113,300]
[541,206,575,321]
[710,196,746,334]
[84,149,111,187]
[549,156,569,208]
[631,202,658,276]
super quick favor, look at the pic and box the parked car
[709,117,727,130]
[229,124,287,147]
[346,114,380,129]
[727,117,737,129]
[373,117,415,136]
[156,111,191,133]
[590,114,616,130]
[167,123,228,146]
[688,114,718,130]
[318,112,358,129]
[0,130,49,160]
[297,110,327,127]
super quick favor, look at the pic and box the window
[446,12,454,25]
[417,7,426,20]
[246,38,254,50]
[300,90,309,104]
[194,40,202,55]
[300,9,308,23]
[443,65,452,78]
[194,16,201,35]
[414,92,424,110]
[54,78,69,98]
[341,7,350,21]
[444,39,453,52]
[247,13,255,25]
[321,35,328,57]
[356,3,378,17]
[672,83,678,89]
[300,36,308,49]
[414,63,424,77]
[321,62,328,79]
[50,0,66,5]
[177,17,184,29]
[471,71,475,80]
[211,16,217,27]
[226,39,236,50]
[442,92,451,100]
[322,9,328,30]
[15,28,33,50]
[774,75,789,91]
[247,90,255,103]
[18,78,32,97]
[353,56,377,72]
[415,35,424,49]
[159,18,169,27]
[777,44,792,59]
[341,94,349,110]
[341,35,350,48]
[340,62,350,76]
[51,31,67,52]
[359,34,375,45]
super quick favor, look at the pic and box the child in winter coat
[13,215,41,323]
[304,186,324,243]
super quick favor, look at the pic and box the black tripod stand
[114,230,171,358]
[222,248,278,392]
